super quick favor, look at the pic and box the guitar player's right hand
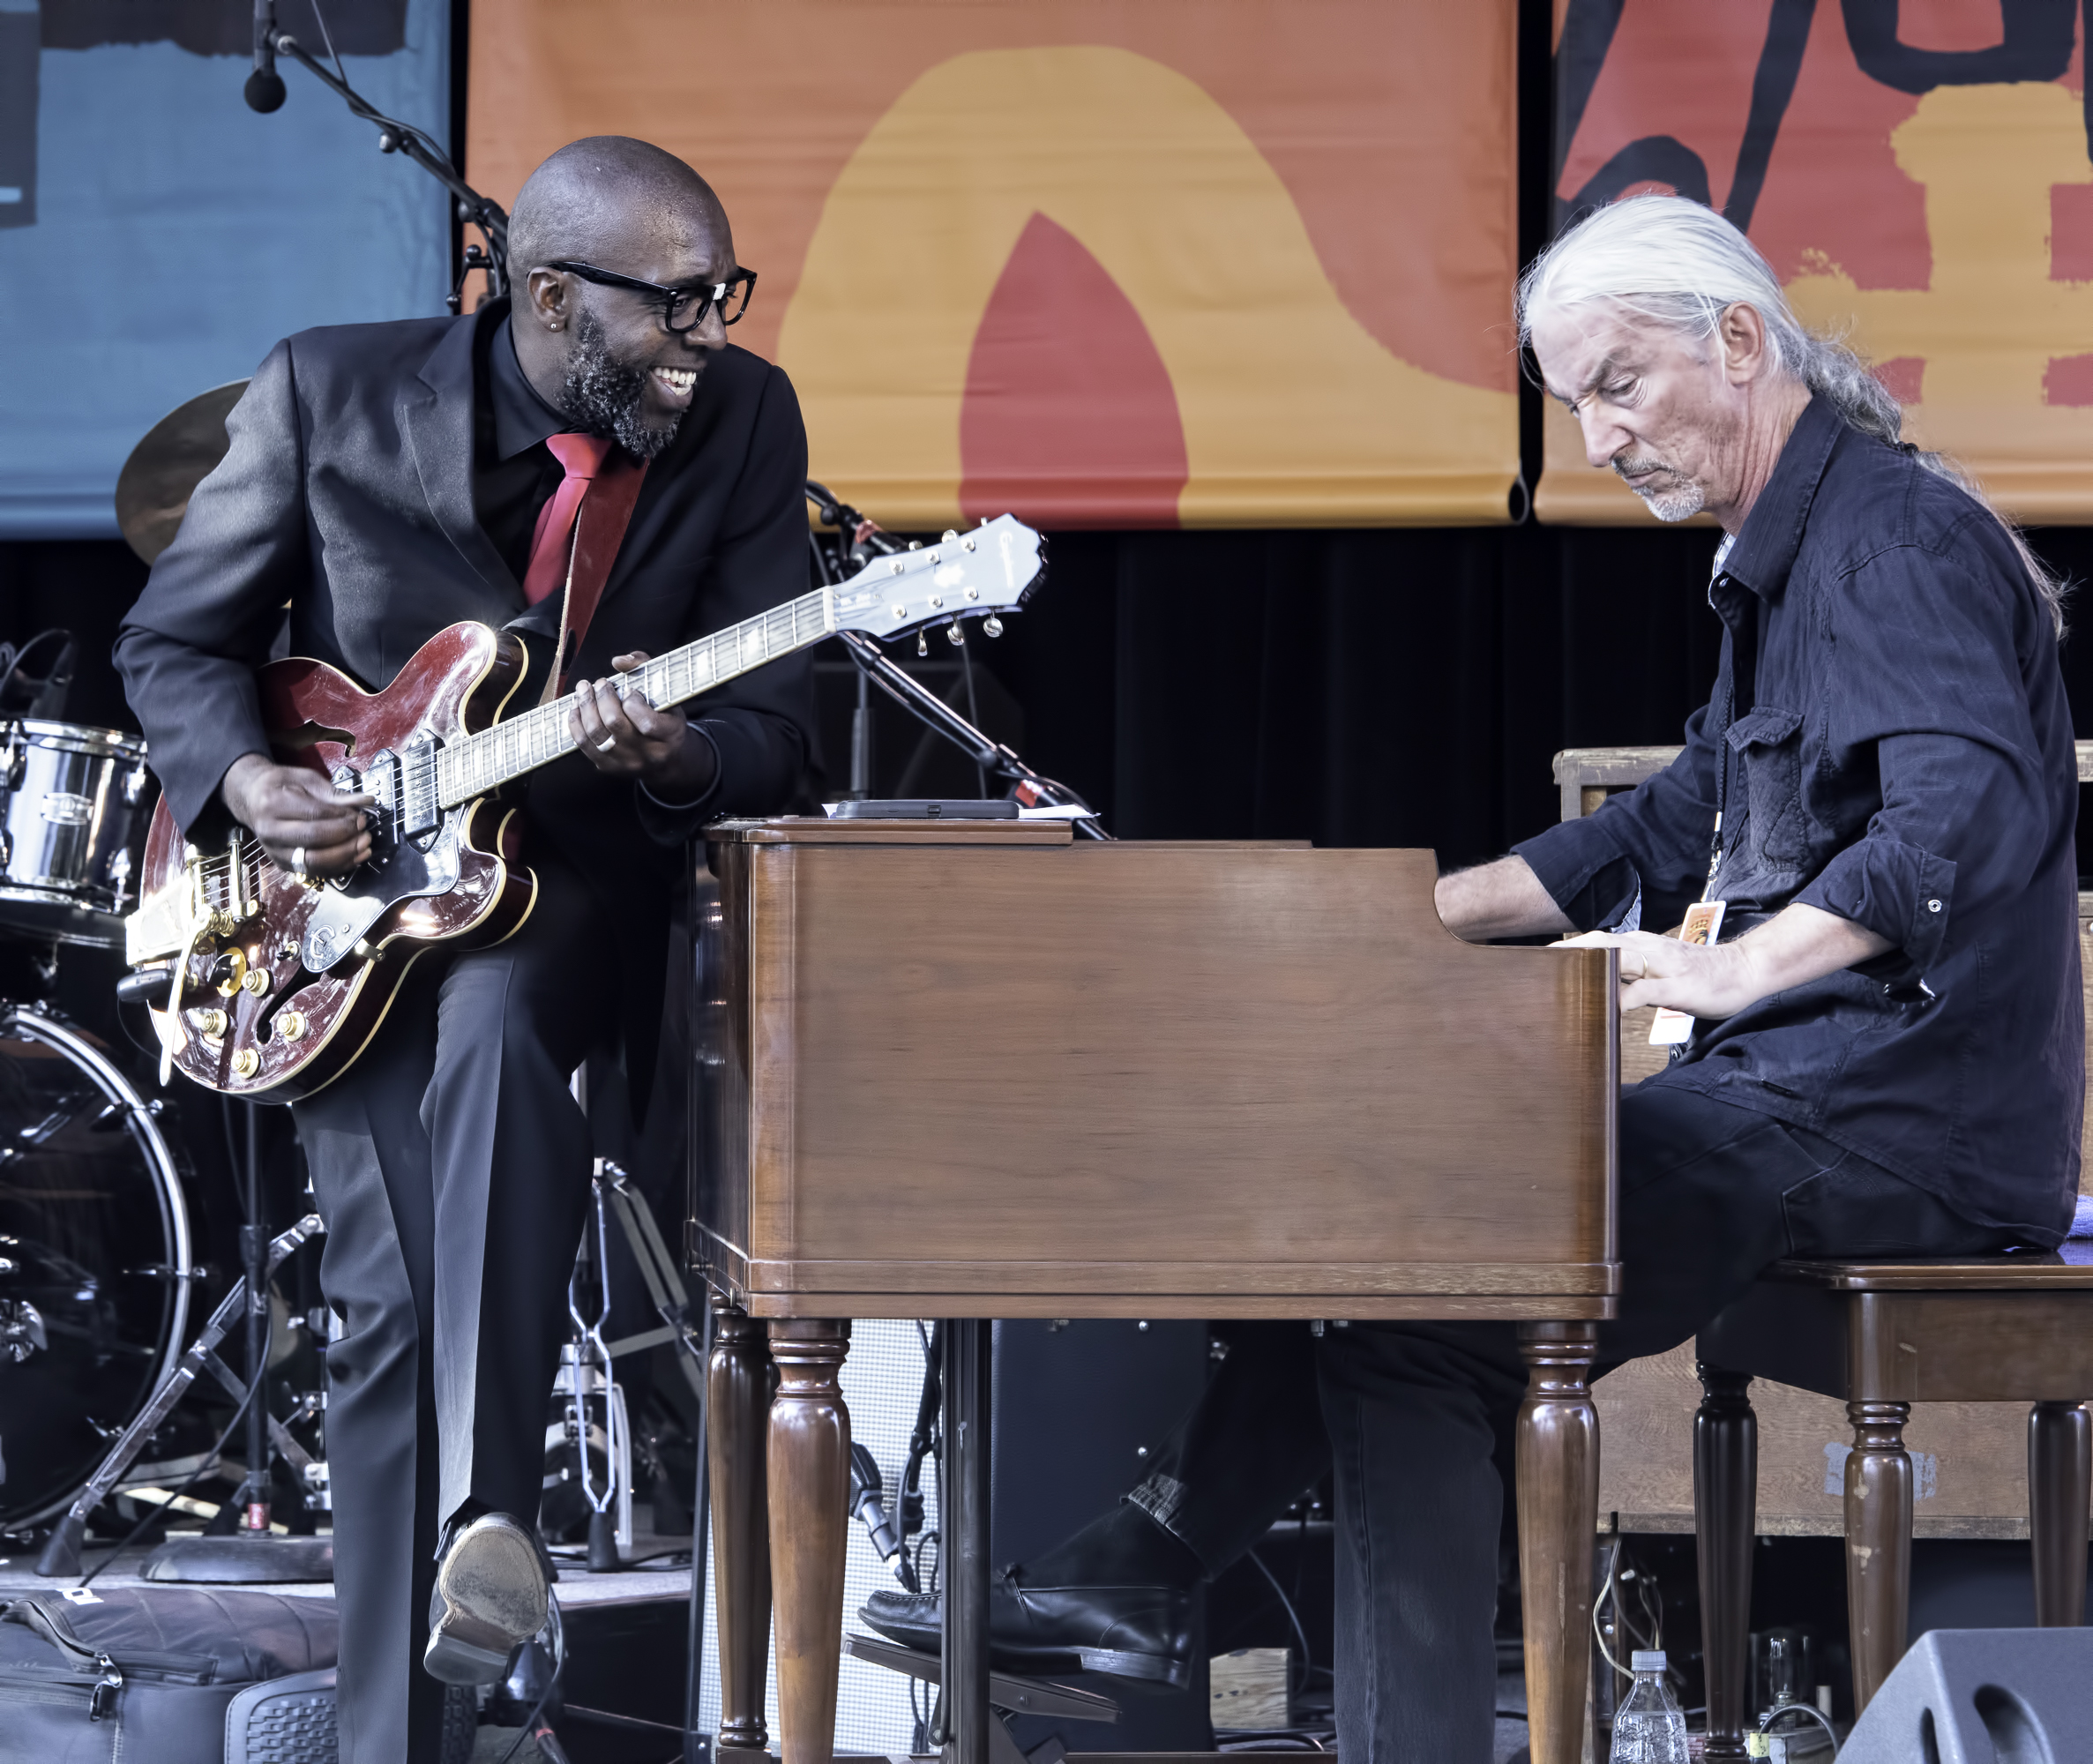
[220,754,373,878]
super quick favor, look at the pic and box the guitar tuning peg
[916,631,929,658]
[983,615,1004,638]
[946,621,965,647]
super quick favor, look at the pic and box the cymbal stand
[234,1102,273,1536]
[35,1215,325,1578]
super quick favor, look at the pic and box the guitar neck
[437,586,834,807]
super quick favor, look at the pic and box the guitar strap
[536,453,651,707]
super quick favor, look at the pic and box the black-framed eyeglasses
[544,260,759,332]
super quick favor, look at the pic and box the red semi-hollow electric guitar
[125,515,1044,1099]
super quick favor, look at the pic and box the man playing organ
[867,193,2083,1760]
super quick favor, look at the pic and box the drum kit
[0,394,333,1574]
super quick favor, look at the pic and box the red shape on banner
[960,211,1188,528]
[1872,356,1925,404]
[2052,185,2093,283]
[2044,354,2093,407]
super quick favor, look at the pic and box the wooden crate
[1552,745,2093,1538]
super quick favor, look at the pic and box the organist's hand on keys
[1557,908,1891,1020]
[1438,855,1893,1022]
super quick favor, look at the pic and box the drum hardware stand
[595,1161,710,1399]
[138,1095,332,1582]
[551,1144,712,1574]
[560,1171,632,1572]
[34,1213,325,1578]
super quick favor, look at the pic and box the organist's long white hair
[1518,195,2067,636]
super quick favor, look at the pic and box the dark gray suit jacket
[116,300,818,1098]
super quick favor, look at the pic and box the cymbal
[115,380,250,565]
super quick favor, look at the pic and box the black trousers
[295,850,616,1764]
[1125,1081,2025,1763]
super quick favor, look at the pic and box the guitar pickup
[338,757,400,862]
[398,732,442,842]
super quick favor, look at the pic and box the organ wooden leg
[2029,1400,2090,1627]
[768,1319,851,1764]
[708,1301,775,1756]
[1693,1364,1757,1764]
[1517,1320,1601,1764]
[1843,1400,1912,1712]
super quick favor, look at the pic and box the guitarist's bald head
[508,137,729,277]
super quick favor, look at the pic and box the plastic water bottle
[1609,1649,1690,1763]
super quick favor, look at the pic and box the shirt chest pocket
[1726,705,1810,866]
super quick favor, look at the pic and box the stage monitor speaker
[1837,1626,2093,1763]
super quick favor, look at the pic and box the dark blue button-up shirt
[1515,396,2082,1239]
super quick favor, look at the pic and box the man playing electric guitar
[116,138,817,1764]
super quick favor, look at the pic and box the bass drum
[0,1008,190,1531]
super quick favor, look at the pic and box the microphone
[244,0,286,112]
[848,1443,905,1569]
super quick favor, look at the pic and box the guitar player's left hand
[569,651,720,800]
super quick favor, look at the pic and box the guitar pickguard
[301,811,462,971]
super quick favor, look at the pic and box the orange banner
[467,1,1520,529]
[1543,0,2093,524]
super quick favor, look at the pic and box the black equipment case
[0,1586,337,1762]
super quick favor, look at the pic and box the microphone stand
[805,483,1110,840]
[261,29,509,313]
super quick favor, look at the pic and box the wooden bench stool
[1688,1256,2093,1761]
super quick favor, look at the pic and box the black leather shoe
[860,1569,1195,1689]
[422,1512,551,1686]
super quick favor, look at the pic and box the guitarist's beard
[560,309,684,461]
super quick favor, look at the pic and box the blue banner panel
[0,0,450,537]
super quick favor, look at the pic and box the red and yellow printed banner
[1544,0,2093,524]
[468,1,1520,529]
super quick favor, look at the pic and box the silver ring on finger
[291,846,307,878]
[594,735,617,752]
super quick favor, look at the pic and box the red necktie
[521,432,615,605]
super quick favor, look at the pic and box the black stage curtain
[18,523,2093,880]
[986,524,2093,876]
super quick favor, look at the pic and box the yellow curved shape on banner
[777,45,1516,528]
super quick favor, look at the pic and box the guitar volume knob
[230,1048,260,1080]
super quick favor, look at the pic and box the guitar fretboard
[436,586,833,807]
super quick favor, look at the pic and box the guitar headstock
[828,514,1043,643]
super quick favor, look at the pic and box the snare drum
[0,721,154,946]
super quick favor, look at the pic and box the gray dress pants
[1133,1081,2027,1764]
[294,848,616,1764]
